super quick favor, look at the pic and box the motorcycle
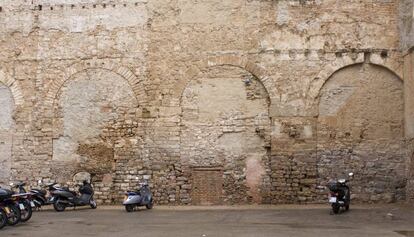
[10,182,36,222]
[50,180,97,212]
[0,187,21,226]
[16,180,58,210]
[328,172,353,214]
[123,180,154,212]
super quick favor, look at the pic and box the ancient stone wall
[400,0,414,203]
[0,0,409,204]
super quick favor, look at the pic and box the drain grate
[395,231,414,237]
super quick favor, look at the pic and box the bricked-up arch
[316,63,405,202]
[180,65,272,204]
[0,70,24,106]
[43,60,146,108]
[308,52,403,102]
[172,55,278,106]
[0,81,14,186]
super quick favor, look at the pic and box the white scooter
[123,178,153,212]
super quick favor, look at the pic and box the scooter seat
[32,189,47,196]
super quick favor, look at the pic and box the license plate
[30,201,35,207]
[4,207,10,214]
[19,204,25,210]
[329,197,337,203]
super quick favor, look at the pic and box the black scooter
[327,172,353,214]
[27,180,58,209]
[0,188,21,226]
[8,183,33,223]
[50,181,97,212]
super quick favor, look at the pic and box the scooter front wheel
[0,208,7,229]
[6,205,21,226]
[90,199,97,209]
[125,204,134,212]
[146,200,153,210]
[19,201,33,222]
[53,199,66,212]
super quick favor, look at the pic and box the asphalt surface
[1,204,414,237]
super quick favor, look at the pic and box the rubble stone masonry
[0,0,413,205]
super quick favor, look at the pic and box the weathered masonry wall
[0,0,410,204]
[400,0,414,203]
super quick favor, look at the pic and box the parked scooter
[50,180,97,212]
[0,187,21,226]
[123,179,153,212]
[16,180,58,210]
[8,184,33,223]
[327,172,353,214]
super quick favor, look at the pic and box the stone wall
[404,51,414,202]
[0,0,410,204]
[400,0,414,203]
[400,0,414,52]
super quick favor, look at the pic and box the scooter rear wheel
[53,200,66,212]
[332,204,340,214]
[125,204,134,212]
[0,208,7,229]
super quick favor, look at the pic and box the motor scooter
[17,180,58,210]
[123,179,153,212]
[327,172,353,214]
[10,182,36,222]
[0,187,21,226]
[50,180,97,212]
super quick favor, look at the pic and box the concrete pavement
[1,204,414,237]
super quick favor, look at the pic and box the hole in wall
[38,5,42,11]
[380,50,388,59]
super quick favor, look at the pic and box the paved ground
[2,204,414,237]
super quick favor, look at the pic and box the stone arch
[316,63,405,202]
[179,63,272,204]
[0,76,15,186]
[43,60,146,108]
[50,66,140,203]
[0,70,24,106]
[308,54,403,102]
[172,55,277,107]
